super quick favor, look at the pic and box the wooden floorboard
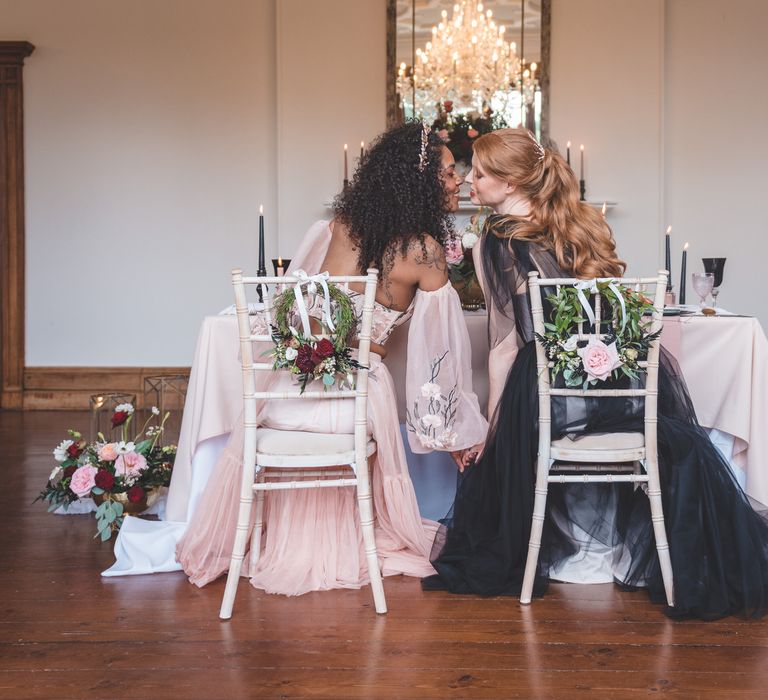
[2,411,767,700]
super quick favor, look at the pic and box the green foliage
[535,282,662,388]
[273,284,356,351]
[270,282,365,393]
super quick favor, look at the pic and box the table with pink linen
[165,310,768,525]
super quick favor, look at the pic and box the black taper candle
[257,204,267,303]
[679,243,688,305]
[665,226,672,291]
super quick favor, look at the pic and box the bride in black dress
[424,127,768,620]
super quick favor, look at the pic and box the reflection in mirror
[387,0,549,142]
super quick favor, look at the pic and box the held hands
[450,443,485,473]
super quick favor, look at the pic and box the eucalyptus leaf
[134,439,152,455]
[91,486,104,495]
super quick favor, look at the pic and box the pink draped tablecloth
[166,312,768,522]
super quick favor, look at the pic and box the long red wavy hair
[472,128,625,278]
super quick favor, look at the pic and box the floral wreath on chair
[534,280,662,389]
[269,272,364,394]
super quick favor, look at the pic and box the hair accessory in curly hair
[527,130,545,163]
[418,122,431,171]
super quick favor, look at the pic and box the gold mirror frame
[386,0,550,143]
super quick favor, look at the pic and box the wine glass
[691,272,715,310]
[702,258,726,308]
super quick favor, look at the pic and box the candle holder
[343,178,349,192]
[256,267,267,304]
[272,258,291,276]
[664,289,677,307]
[89,392,137,442]
[579,179,586,202]
[143,374,188,446]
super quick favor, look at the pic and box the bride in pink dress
[175,122,487,596]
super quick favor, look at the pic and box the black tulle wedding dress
[423,219,768,620]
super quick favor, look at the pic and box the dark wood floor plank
[2,639,768,674]
[1,669,768,700]
[3,410,768,699]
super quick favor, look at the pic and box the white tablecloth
[103,310,768,577]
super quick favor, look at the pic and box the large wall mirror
[386,0,550,146]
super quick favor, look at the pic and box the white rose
[420,382,442,399]
[561,335,579,352]
[284,346,298,361]
[53,439,74,463]
[421,414,443,429]
[461,232,479,250]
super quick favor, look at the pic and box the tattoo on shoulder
[409,238,447,273]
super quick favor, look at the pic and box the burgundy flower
[314,338,335,360]
[295,344,316,374]
[444,100,453,113]
[126,485,145,503]
[94,469,115,491]
[66,441,85,459]
[63,465,77,479]
[111,411,129,428]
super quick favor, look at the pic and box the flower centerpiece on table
[535,282,662,388]
[37,404,176,541]
[445,209,488,310]
[432,101,508,167]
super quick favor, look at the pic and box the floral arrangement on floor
[406,351,458,450]
[37,403,176,541]
[535,282,662,388]
[445,209,488,309]
[269,281,364,393]
[432,101,508,165]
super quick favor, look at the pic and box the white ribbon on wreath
[573,279,627,335]
[290,269,337,338]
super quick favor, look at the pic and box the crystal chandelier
[519,60,538,106]
[397,0,522,120]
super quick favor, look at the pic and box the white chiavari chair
[219,268,385,619]
[521,270,674,608]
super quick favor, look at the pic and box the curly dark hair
[332,121,454,276]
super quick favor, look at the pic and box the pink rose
[98,443,119,462]
[114,451,148,477]
[577,339,622,382]
[69,465,98,498]
[437,128,450,142]
[467,128,479,138]
[444,236,465,265]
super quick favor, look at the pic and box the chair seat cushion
[257,428,359,456]
[551,432,645,451]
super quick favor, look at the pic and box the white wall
[4,0,767,366]
[3,0,278,365]
[664,0,768,319]
[275,0,386,255]
[551,0,768,325]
